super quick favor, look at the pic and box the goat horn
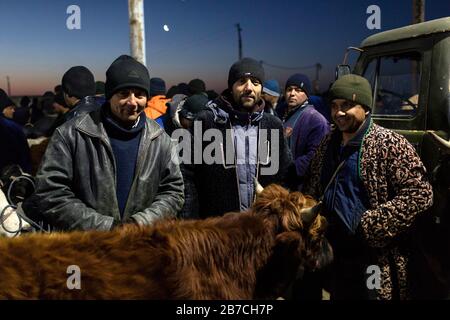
[254,178,264,195]
[300,201,323,225]
[429,131,450,154]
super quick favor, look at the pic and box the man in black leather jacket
[33,55,184,231]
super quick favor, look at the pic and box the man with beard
[182,57,291,218]
[33,55,184,231]
[302,74,433,299]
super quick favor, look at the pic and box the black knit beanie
[95,81,105,95]
[62,66,96,99]
[285,73,312,96]
[0,88,15,111]
[227,57,265,89]
[149,77,166,96]
[188,79,206,95]
[105,55,150,100]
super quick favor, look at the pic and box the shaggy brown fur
[0,184,332,299]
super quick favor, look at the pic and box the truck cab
[338,17,450,299]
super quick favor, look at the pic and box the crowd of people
[0,55,434,300]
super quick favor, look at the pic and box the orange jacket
[144,95,170,119]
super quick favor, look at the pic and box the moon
[163,24,170,32]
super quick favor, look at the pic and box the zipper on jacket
[245,134,252,208]
[229,122,242,210]
[254,121,262,202]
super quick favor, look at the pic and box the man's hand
[110,217,140,230]
[110,219,122,230]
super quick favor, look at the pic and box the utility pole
[315,63,322,82]
[6,76,11,96]
[313,63,322,94]
[412,0,424,94]
[412,0,425,24]
[128,0,146,66]
[236,23,242,60]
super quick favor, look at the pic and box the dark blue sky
[0,0,448,96]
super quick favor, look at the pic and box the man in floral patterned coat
[302,74,433,300]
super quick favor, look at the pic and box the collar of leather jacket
[74,106,164,141]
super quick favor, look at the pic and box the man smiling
[303,74,433,299]
[34,55,184,231]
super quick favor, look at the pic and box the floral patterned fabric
[304,122,433,299]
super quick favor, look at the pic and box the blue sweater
[102,107,145,217]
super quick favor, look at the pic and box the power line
[149,27,233,59]
[260,61,317,70]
